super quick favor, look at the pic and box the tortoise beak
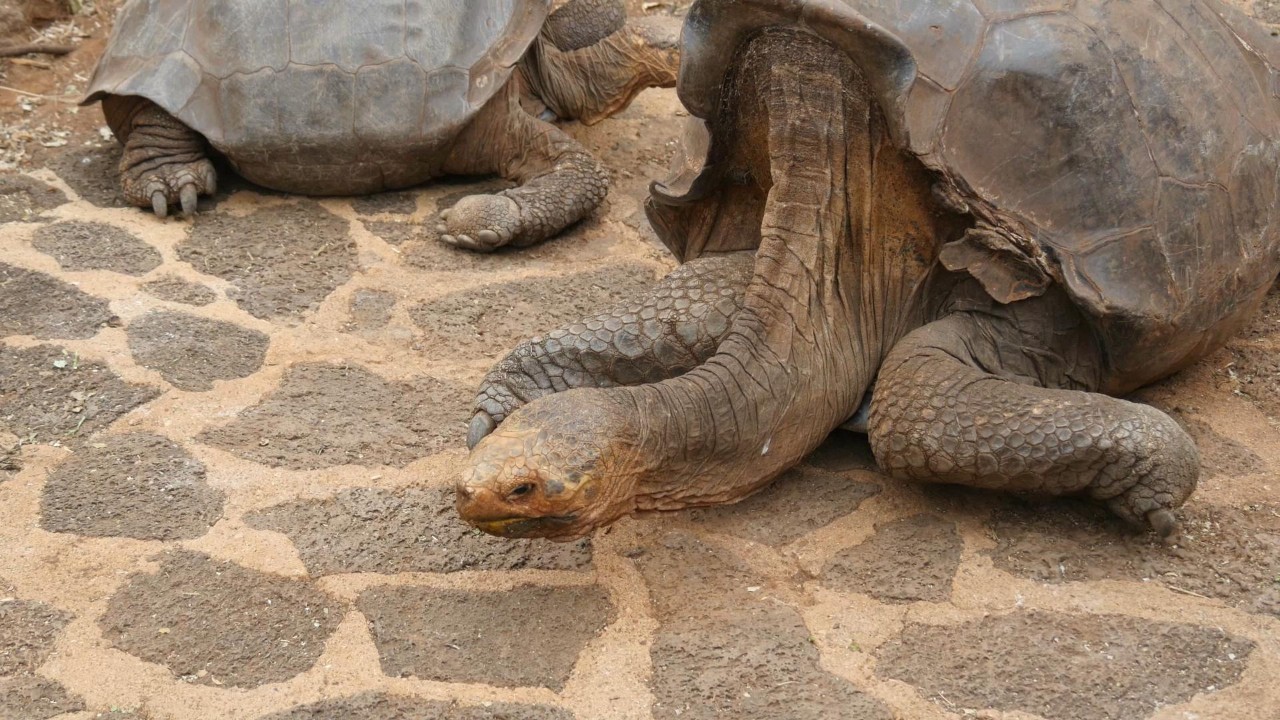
[455,484,507,525]
[455,483,579,539]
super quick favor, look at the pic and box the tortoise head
[456,392,642,541]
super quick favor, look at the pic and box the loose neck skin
[611,31,957,513]
[523,17,680,124]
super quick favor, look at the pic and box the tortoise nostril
[457,486,477,501]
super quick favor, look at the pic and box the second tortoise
[83,0,679,251]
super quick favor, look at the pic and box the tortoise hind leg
[105,96,216,218]
[437,80,608,252]
[867,297,1198,538]
[469,251,754,447]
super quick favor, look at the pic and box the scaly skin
[468,252,754,446]
[106,95,216,219]
[869,310,1197,538]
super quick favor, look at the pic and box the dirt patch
[0,262,114,339]
[139,276,217,306]
[0,2,22,41]
[0,344,160,448]
[358,584,612,690]
[633,532,891,720]
[803,430,879,473]
[263,694,573,720]
[352,191,417,216]
[0,599,72,676]
[0,173,67,223]
[362,220,417,247]
[410,263,662,359]
[40,433,223,541]
[822,514,962,604]
[178,201,356,321]
[401,234,495,272]
[986,499,1280,617]
[0,0,70,43]
[126,310,269,392]
[0,676,85,720]
[100,551,344,688]
[1216,283,1280,422]
[1,432,18,481]
[1133,393,1270,477]
[1252,0,1280,24]
[685,467,880,546]
[344,289,396,333]
[246,487,591,576]
[1224,342,1280,423]
[30,221,162,276]
[876,610,1253,720]
[45,146,127,209]
[0,598,83,720]
[261,693,573,720]
[1177,415,1268,477]
[198,362,470,470]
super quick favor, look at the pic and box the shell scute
[941,14,1159,236]
[849,0,986,90]
[85,0,551,168]
[1076,0,1247,186]
[183,0,288,77]
[287,0,406,72]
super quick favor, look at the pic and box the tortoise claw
[1148,509,1180,543]
[151,191,168,219]
[467,412,497,449]
[179,184,199,217]
[451,234,482,251]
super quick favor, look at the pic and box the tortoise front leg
[105,96,216,218]
[437,81,608,252]
[867,308,1199,538]
[469,252,754,447]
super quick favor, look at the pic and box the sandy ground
[2,2,1280,719]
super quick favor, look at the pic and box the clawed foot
[437,194,521,252]
[122,159,217,219]
[468,411,498,449]
[1107,489,1186,544]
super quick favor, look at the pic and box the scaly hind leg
[867,301,1198,538]
[468,252,754,447]
[105,96,216,218]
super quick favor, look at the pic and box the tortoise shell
[650,0,1280,390]
[84,0,550,192]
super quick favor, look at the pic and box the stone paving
[2,3,1280,719]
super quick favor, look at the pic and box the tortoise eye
[509,483,535,498]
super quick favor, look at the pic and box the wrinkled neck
[613,30,963,512]
[522,20,678,125]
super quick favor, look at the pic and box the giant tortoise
[83,0,679,251]
[458,0,1280,539]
